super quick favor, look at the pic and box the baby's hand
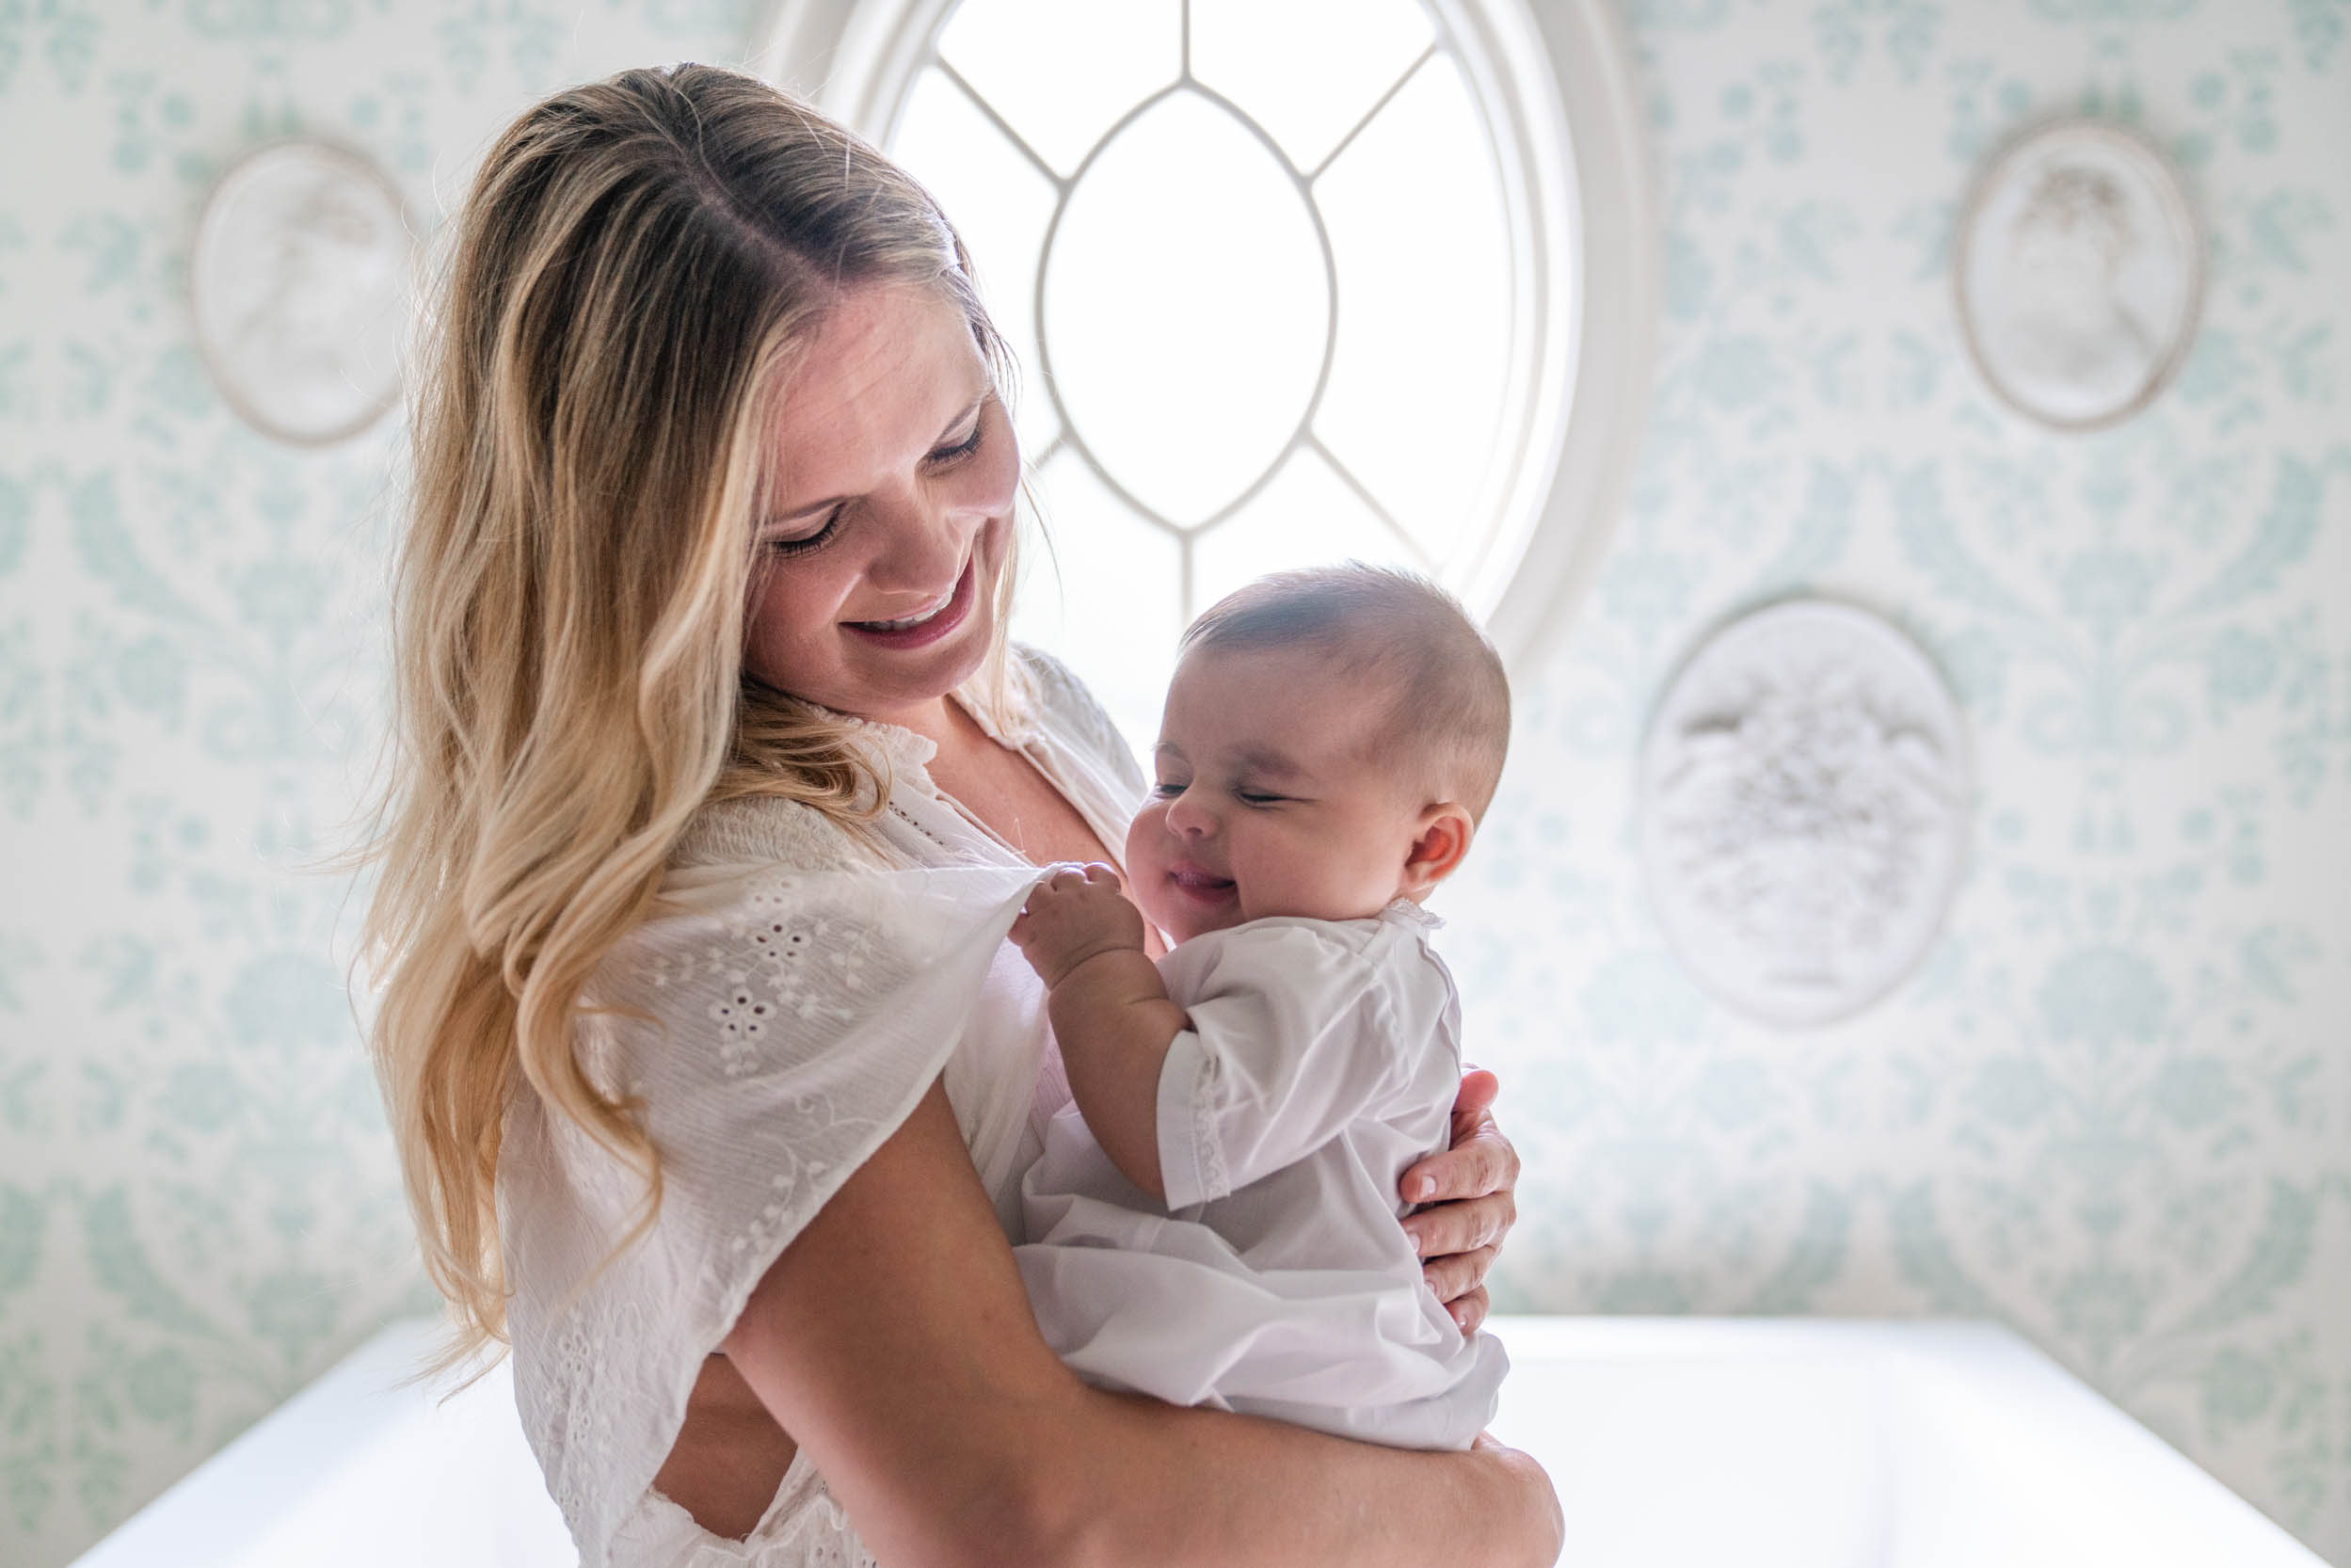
[1010,863,1148,988]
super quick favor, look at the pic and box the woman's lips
[842,555,977,650]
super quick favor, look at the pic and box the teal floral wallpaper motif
[0,4,753,1565]
[0,1,2344,1566]
[1444,1,2351,1561]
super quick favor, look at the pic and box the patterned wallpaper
[0,2,2343,1568]
[0,6,758,1567]
[1442,1,2351,1563]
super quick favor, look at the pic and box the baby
[1008,564,1511,1450]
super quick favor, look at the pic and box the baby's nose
[1164,792,1214,837]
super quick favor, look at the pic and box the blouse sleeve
[498,861,1041,1568]
[1013,641,1147,799]
[1151,921,1414,1209]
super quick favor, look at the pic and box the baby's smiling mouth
[1166,862,1236,899]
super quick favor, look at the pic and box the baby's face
[1126,646,1434,944]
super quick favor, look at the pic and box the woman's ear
[1400,804,1476,899]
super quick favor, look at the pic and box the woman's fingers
[1399,1119,1519,1207]
[1423,1278,1490,1334]
[1401,1189,1515,1262]
[1451,1065,1500,1127]
[1419,1244,1497,1310]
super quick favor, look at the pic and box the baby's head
[1127,564,1511,944]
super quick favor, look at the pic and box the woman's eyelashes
[760,411,987,560]
[764,506,846,558]
[930,416,984,465]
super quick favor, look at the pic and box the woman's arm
[722,1080,1561,1568]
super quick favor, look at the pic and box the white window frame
[748,0,1655,673]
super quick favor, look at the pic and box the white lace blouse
[497,648,1145,1568]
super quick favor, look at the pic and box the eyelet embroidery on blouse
[505,645,1141,1568]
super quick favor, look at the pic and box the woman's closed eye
[761,406,990,558]
[928,416,984,466]
[764,505,847,558]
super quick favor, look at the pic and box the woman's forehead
[765,282,988,499]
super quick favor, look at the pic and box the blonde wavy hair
[361,64,1013,1364]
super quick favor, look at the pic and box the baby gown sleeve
[499,860,1042,1568]
[1154,920,1426,1210]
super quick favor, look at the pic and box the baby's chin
[1145,900,1244,947]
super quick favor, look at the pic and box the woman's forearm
[724,1081,1559,1568]
[1044,1388,1561,1568]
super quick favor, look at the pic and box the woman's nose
[864,487,968,595]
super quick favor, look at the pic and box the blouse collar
[797,658,1045,799]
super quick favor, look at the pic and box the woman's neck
[867,693,961,753]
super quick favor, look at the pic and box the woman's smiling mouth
[842,554,976,648]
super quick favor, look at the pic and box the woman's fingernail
[1415,1176,1437,1201]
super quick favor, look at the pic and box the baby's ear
[1400,804,1476,898]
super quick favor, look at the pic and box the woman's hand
[1399,1067,1518,1334]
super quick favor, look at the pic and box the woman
[365,63,1558,1568]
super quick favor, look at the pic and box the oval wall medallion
[191,140,411,444]
[1639,600,1971,1030]
[1954,118,2202,432]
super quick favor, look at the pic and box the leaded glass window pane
[883,0,1530,747]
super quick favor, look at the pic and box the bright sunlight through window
[801,0,1623,749]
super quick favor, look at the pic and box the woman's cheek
[968,407,1021,515]
[744,562,848,691]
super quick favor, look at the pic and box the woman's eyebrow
[762,392,988,523]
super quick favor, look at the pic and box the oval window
[766,0,1653,744]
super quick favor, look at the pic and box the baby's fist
[1010,863,1145,987]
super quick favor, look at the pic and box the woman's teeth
[856,597,949,632]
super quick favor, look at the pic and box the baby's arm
[1009,864,1188,1199]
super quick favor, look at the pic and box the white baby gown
[1016,902,1508,1451]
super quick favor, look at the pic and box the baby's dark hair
[1179,563,1511,820]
